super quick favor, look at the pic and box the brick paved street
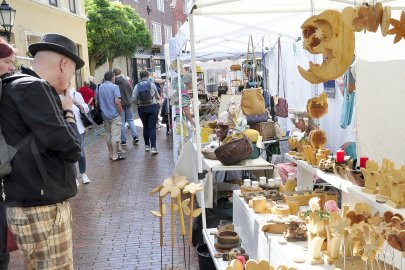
[9,121,200,270]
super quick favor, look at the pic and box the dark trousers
[138,104,159,148]
[0,205,9,270]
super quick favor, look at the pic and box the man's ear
[60,57,69,72]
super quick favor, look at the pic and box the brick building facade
[118,0,187,84]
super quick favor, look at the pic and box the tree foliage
[85,0,152,74]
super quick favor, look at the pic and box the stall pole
[189,14,207,231]
[177,58,185,147]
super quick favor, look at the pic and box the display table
[203,157,274,209]
[232,190,331,269]
[284,154,405,216]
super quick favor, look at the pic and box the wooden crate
[250,121,276,140]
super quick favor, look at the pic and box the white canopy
[174,0,405,61]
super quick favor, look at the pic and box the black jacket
[114,75,133,108]
[0,67,81,207]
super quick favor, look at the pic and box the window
[74,45,83,89]
[49,0,57,7]
[157,0,164,12]
[164,26,172,44]
[69,0,76,13]
[151,22,162,45]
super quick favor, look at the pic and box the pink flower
[308,197,320,212]
[325,200,340,213]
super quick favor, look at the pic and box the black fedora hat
[28,33,85,70]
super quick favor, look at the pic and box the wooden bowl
[216,230,240,246]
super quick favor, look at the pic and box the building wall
[7,0,89,87]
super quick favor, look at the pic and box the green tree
[85,0,152,74]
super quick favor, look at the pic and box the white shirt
[70,90,89,135]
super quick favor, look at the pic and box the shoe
[145,145,150,152]
[82,173,90,184]
[133,137,139,145]
[121,140,127,146]
[112,155,126,162]
[151,148,159,155]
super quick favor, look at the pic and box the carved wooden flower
[330,218,350,236]
[352,5,369,31]
[361,224,384,262]
[183,182,203,195]
[160,175,188,198]
[387,11,405,43]
[150,204,167,217]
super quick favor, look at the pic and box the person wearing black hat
[0,33,83,269]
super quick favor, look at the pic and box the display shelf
[202,228,229,270]
[284,154,405,217]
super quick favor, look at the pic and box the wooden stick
[171,198,175,248]
[159,195,163,247]
[177,194,186,236]
[189,193,195,246]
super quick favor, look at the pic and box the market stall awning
[173,0,405,61]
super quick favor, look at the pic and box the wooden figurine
[376,172,392,201]
[360,160,379,194]
[309,236,325,264]
[388,176,405,208]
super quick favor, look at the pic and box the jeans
[138,104,159,148]
[121,106,138,142]
[78,133,86,174]
[0,204,9,270]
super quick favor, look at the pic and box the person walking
[97,71,125,161]
[0,33,82,269]
[0,37,16,270]
[133,71,161,155]
[112,67,139,146]
[71,90,91,184]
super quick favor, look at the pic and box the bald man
[0,33,83,269]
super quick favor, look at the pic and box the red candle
[236,255,246,265]
[336,149,345,163]
[360,156,369,168]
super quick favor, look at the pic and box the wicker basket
[249,121,276,140]
[201,148,218,160]
[214,134,253,165]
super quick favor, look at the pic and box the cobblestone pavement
[9,121,200,270]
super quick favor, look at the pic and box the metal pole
[177,59,184,147]
[190,14,207,232]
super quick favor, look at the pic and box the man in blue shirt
[97,71,125,161]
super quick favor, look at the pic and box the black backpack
[0,75,36,198]
[137,81,153,105]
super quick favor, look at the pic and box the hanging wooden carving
[306,93,329,119]
[387,10,405,43]
[298,10,355,84]
[381,6,392,37]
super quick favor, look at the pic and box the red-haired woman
[0,37,16,268]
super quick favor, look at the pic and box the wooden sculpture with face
[298,10,355,84]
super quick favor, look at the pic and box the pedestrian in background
[97,71,125,161]
[112,67,139,146]
[133,71,161,155]
[0,33,82,269]
[0,37,16,270]
[78,81,94,110]
[70,89,91,185]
